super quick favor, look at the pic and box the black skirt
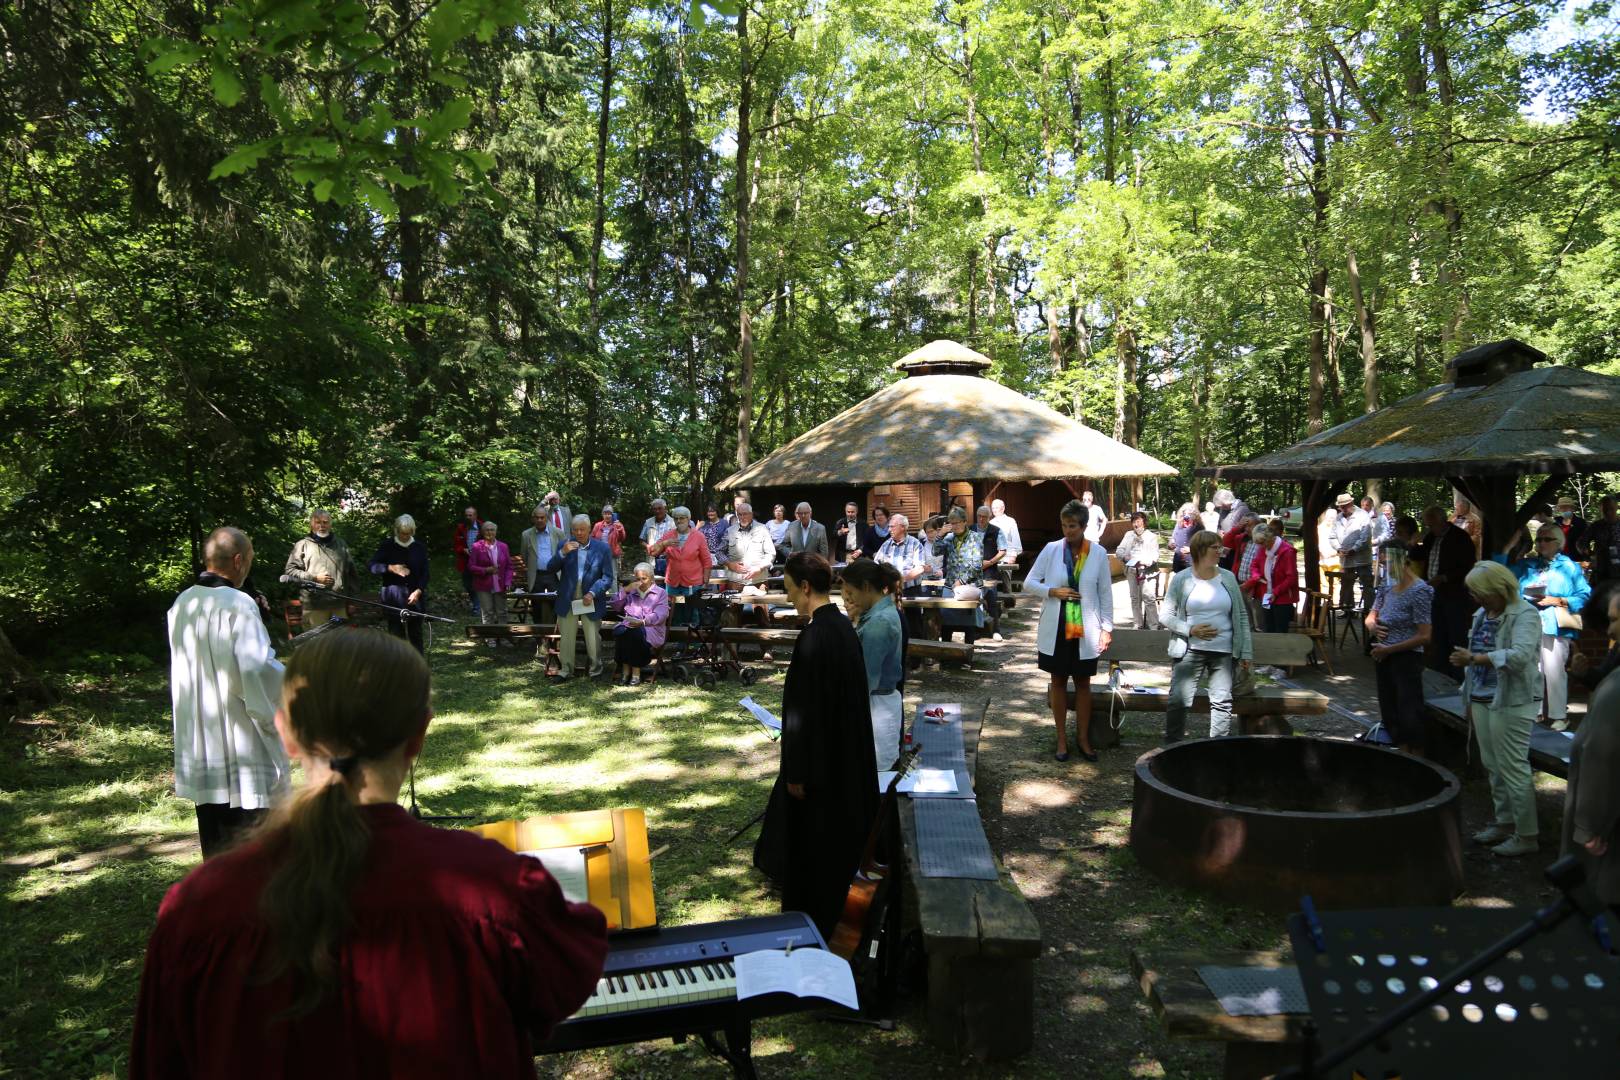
[1038,633,1099,677]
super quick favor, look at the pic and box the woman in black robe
[753,553,880,939]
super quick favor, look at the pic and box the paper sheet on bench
[1195,965,1309,1017]
[734,948,859,1011]
[740,697,782,732]
[876,768,958,794]
[517,847,589,905]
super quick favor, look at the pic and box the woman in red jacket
[130,630,607,1080]
[1244,520,1299,634]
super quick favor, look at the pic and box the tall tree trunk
[1323,282,1342,411]
[1304,72,1331,435]
[1346,247,1377,413]
[677,23,703,498]
[582,0,614,495]
[1424,1,1468,351]
[963,28,994,340]
[733,2,755,473]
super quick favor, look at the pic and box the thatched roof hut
[720,340,1176,490]
[718,340,1176,558]
[1205,341,1620,481]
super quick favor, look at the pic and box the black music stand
[1281,857,1620,1078]
[286,586,466,822]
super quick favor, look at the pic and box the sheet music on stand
[1286,905,1620,1078]
[740,696,782,740]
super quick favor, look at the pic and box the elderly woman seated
[607,562,669,686]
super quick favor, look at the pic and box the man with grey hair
[1215,489,1251,533]
[725,501,777,586]
[784,501,829,559]
[521,503,564,611]
[283,508,356,632]
[1331,492,1375,647]
[639,498,675,576]
[989,498,1022,563]
[1080,491,1108,543]
[168,526,288,857]
[548,513,613,678]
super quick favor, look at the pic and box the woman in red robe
[130,629,607,1080]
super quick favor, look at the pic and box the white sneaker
[1471,824,1512,845]
[992,632,1004,642]
[1491,834,1539,858]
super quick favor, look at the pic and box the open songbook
[733,947,859,1011]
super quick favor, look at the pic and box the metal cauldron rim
[1133,735,1462,821]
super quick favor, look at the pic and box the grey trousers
[1128,569,1160,629]
[1165,649,1236,743]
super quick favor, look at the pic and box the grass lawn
[1,596,1571,1079]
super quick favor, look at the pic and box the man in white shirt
[168,526,288,858]
[989,499,1022,562]
[639,498,677,565]
[833,501,865,561]
[1330,492,1376,634]
[725,501,778,586]
[1115,511,1161,628]
[1081,491,1108,543]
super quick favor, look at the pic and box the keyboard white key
[571,961,739,1019]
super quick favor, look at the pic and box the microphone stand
[283,579,463,822]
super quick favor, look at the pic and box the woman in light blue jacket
[1451,561,1545,858]
[1160,530,1253,743]
[1496,522,1591,729]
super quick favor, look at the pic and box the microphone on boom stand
[278,576,466,822]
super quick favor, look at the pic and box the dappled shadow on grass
[0,848,183,1080]
[413,644,792,923]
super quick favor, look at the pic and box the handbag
[1167,634,1189,660]
[1554,606,1583,632]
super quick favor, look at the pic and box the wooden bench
[1131,948,1307,1080]
[897,702,1041,1061]
[1067,629,1329,747]
[1421,668,1571,778]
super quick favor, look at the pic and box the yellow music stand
[471,807,657,931]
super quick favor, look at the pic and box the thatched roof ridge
[1203,364,1620,480]
[892,339,993,372]
[720,367,1177,490]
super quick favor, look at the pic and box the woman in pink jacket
[607,562,669,685]
[469,522,515,640]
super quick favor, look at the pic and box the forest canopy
[2,0,1616,635]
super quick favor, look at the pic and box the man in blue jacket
[548,514,614,679]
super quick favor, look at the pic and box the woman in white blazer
[1025,499,1115,761]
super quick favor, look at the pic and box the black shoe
[1078,748,1099,763]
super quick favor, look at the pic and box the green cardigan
[1162,566,1254,661]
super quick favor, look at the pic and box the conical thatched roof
[1204,361,1620,481]
[720,341,1177,490]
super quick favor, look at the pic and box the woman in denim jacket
[1451,561,1545,857]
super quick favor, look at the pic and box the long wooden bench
[897,701,1041,1061]
[1066,629,1329,746]
[1420,668,1571,778]
[464,621,974,667]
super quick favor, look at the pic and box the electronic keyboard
[539,912,833,1078]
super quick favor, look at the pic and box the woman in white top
[1025,499,1115,762]
[1160,530,1253,743]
